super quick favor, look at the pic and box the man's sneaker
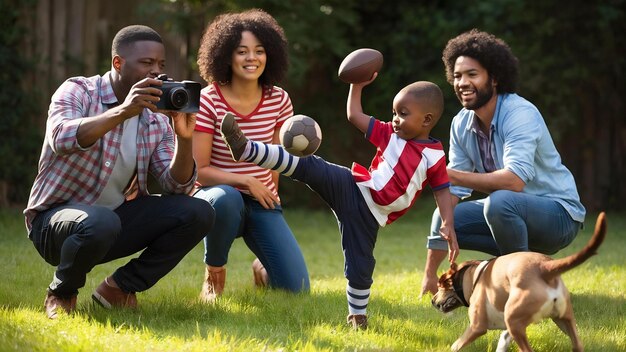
[199,265,226,303]
[44,291,77,319]
[92,277,137,309]
[220,113,249,161]
[347,314,368,330]
[252,258,269,288]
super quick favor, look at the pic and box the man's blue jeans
[193,185,310,292]
[427,190,581,256]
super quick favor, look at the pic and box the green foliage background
[6,0,626,210]
[1,0,43,205]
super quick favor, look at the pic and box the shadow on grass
[3,208,625,351]
[414,291,626,352]
[56,288,452,351]
[2,279,624,351]
[78,289,624,351]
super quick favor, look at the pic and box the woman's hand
[244,176,279,209]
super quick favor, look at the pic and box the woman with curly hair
[192,9,309,302]
[420,29,585,295]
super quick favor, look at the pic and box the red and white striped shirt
[352,119,450,226]
[195,83,293,197]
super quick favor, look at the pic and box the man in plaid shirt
[24,25,214,319]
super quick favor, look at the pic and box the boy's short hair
[111,25,162,57]
[402,81,444,122]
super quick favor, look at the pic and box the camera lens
[168,87,189,109]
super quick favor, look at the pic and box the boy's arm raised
[346,72,377,134]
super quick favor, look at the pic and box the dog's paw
[451,341,461,352]
[496,330,512,352]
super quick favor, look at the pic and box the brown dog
[432,212,606,352]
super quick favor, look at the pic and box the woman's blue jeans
[427,190,581,256]
[193,185,310,292]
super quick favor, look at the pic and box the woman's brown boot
[199,265,226,303]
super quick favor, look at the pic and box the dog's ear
[442,262,458,277]
[438,264,457,289]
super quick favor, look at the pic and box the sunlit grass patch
[1,206,624,351]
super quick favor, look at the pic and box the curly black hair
[197,9,288,87]
[442,29,519,94]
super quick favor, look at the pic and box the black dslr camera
[154,74,201,113]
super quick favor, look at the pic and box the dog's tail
[541,212,606,280]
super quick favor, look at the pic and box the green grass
[1,204,624,351]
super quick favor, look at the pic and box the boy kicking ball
[220,73,459,330]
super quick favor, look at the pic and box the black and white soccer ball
[279,115,322,157]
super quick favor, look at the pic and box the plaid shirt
[24,72,197,231]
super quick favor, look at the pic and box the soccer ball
[279,115,322,157]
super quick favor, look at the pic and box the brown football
[338,48,383,84]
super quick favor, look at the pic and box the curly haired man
[421,29,585,295]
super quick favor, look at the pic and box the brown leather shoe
[92,277,137,309]
[252,258,269,288]
[199,265,226,303]
[347,314,368,330]
[44,291,77,319]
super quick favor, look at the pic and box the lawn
[0,203,624,351]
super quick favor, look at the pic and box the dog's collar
[452,265,471,307]
[452,259,494,307]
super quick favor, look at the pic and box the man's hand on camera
[121,77,163,117]
[169,111,197,139]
